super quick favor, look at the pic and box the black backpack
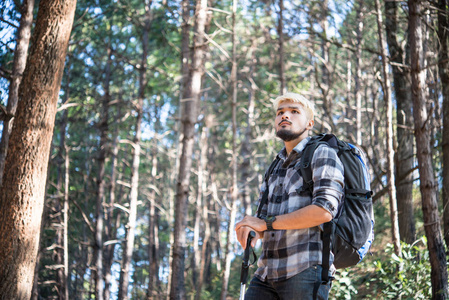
[256,133,374,284]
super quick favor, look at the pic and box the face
[275,101,314,142]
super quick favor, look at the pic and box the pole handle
[240,230,256,285]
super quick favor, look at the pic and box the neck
[284,141,299,156]
[284,129,309,156]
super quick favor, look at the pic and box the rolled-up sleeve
[310,144,344,218]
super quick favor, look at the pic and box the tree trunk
[94,46,113,300]
[0,0,34,186]
[104,125,121,300]
[240,35,258,217]
[147,193,160,300]
[375,0,401,257]
[221,1,238,298]
[169,0,209,299]
[146,106,161,300]
[385,0,416,244]
[192,146,203,289]
[55,113,69,299]
[278,0,286,94]
[0,0,76,299]
[55,53,71,300]
[118,2,152,299]
[167,0,190,295]
[438,0,449,249]
[194,126,210,300]
[315,0,336,132]
[354,4,363,145]
[409,0,449,298]
[63,145,70,299]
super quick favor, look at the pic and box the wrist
[264,215,277,231]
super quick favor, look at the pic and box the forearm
[235,204,332,233]
[271,204,332,231]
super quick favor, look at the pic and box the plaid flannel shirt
[255,137,344,282]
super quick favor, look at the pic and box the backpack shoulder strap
[299,134,339,291]
[256,157,280,218]
[299,134,337,193]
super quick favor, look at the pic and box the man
[235,93,344,299]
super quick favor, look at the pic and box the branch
[0,66,11,80]
[0,17,18,29]
[0,105,8,122]
[372,166,419,203]
[311,31,382,56]
[57,102,81,112]
[71,198,95,234]
[104,239,121,246]
[113,203,130,214]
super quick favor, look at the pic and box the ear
[307,119,314,129]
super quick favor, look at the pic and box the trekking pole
[239,230,256,300]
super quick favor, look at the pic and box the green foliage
[331,270,359,299]
[331,237,435,300]
[371,238,432,299]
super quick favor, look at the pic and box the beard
[276,127,307,142]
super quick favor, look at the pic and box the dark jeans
[244,265,331,300]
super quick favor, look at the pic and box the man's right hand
[235,225,262,249]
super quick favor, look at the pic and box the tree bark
[385,0,416,244]
[0,0,34,186]
[0,0,76,299]
[375,0,401,257]
[438,0,449,249]
[169,0,210,299]
[409,0,449,298]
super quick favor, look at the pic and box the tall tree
[104,128,121,300]
[118,1,153,299]
[94,44,113,300]
[409,0,449,298]
[194,125,211,300]
[146,139,161,300]
[221,0,238,298]
[0,0,76,299]
[375,0,401,257]
[277,0,286,94]
[240,34,258,217]
[385,0,416,244]
[169,0,210,298]
[54,63,71,300]
[0,0,34,185]
[353,3,364,145]
[438,0,449,248]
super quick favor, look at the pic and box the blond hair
[273,92,315,120]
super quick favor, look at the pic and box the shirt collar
[277,136,312,160]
